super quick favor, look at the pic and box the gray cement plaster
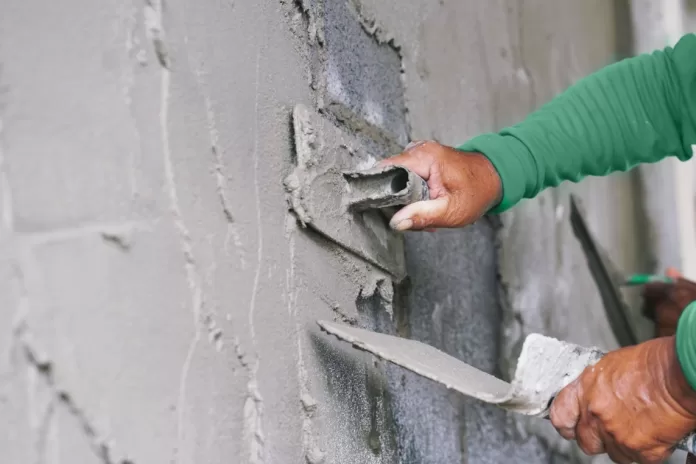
[0,0,662,463]
[285,104,408,279]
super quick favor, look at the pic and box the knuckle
[549,408,570,430]
[576,429,604,455]
[621,439,649,456]
[585,402,608,421]
[640,450,668,464]
[557,427,575,440]
[404,140,425,150]
[577,439,603,456]
[550,388,578,428]
[606,451,630,464]
[411,216,431,229]
[418,140,442,154]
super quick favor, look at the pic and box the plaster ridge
[191,66,247,268]
[243,43,266,464]
[17,326,133,464]
[158,64,205,464]
[144,0,171,69]
[509,0,537,108]
[296,329,325,464]
[193,68,236,225]
[34,395,56,464]
[284,220,324,463]
[345,0,398,50]
[175,333,200,464]
[123,1,143,198]
[18,220,150,245]
[285,217,299,317]
[290,0,316,42]
[349,0,411,117]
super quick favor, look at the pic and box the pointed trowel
[317,320,696,453]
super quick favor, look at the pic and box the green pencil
[623,273,675,286]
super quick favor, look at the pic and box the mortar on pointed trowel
[284,104,428,281]
[317,321,696,453]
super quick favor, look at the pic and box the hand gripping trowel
[284,104,428,282]
[317,198,696,453]
[317,321,696,454]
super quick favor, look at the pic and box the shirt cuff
[458,133,535,214]
[677,302,696,392]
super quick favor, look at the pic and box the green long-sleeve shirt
[459,34,696,390]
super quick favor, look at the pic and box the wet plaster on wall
[0,0,331,462]
[337,1,648,463]
[0,0,650,463]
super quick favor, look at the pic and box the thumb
[666,267,682,279]
[550,382,581,440]
[389,197,449,231]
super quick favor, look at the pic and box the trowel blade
[318,321,696,452]
[317,320,603,417]
[285,105,408,280]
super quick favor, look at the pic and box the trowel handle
[543,399,696,453]
[679,433,696,454]
[343,165,430,211]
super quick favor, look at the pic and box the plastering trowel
[285,104,428,281]
[317,320,696,453]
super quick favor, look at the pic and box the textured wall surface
[0,1,648,463]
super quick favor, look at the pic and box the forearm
[460,34,696,213]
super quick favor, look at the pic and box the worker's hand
[643,268,696,337]
[378,141,502,231]
[550,337,696,464]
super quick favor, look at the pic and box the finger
[642,282,671,300]
[631,449,670,464]
[575,415,605,456]
[604,445,633,464]
[377,142,436,180]
[404,140,427,152]
[666,267,682,279]
[675,277,696,292]
[601,431,633,464]
[550,383,581,438]
[377,152,434,181]
[389,197,450,231]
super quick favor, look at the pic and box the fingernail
[390,218,413,231]
[405,140,425,152]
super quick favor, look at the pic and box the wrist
[465,151,503,212]
[664,336,696,417]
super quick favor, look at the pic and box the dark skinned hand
[550,337,696,464]
[378,141,502,231]
[380,143,696,463]
[643,268,696,337]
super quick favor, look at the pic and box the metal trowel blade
[317,322,696,452]
[317,320,603,417]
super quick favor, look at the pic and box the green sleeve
[677,302,696,391]
[459,34,696,213]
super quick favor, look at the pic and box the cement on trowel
[318,321,696,453]
[318,320,603,417]
[285,104,408,280]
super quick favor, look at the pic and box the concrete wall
[0,1,647,463]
